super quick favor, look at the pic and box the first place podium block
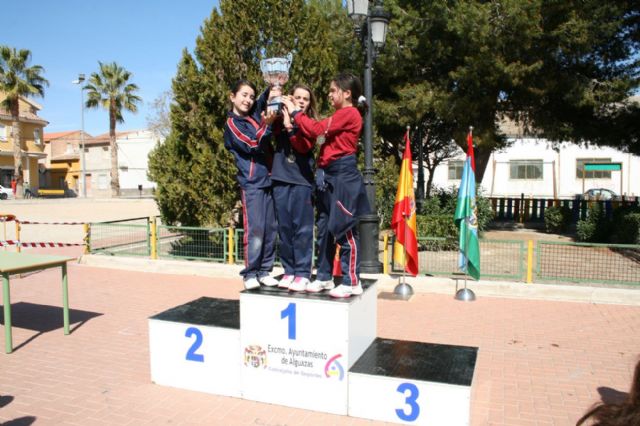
[148,297,241,397]
[240,281,377,415]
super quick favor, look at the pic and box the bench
[37,189,66,197]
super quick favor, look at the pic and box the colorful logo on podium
[324,354,344,381]
[244,345,267,368]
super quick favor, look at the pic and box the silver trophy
[260,53,292,114]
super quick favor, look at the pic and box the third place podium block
[239,280,377,415]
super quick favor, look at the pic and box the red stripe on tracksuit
[241,190,249,268]
[345,229,357,286]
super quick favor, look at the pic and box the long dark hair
[289,83,318,120]
[576,359,640,425]
[332,72,367,115]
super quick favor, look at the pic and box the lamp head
[370,0,391,50]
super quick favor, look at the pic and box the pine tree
[149,0,355,226]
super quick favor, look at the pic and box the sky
[1,1,218,136]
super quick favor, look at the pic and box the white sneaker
[243,277,260,290]
[329,283,363,298]
[259,275,279,287]
[278,275,294,289]
[306,279,335,293]
[289,277,310,292]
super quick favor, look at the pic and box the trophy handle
[286,52,293,68]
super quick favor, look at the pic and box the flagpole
[455,126,477,302]
[394,126,415,299]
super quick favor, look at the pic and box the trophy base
[267,98,282,115]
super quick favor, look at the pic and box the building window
[448,161,464,180]
[0,124,6,141]
[66,143,73,153]
[509,160,543,180]
[576,158,612,179]
[34,129,41,144]
[98,174,108,189]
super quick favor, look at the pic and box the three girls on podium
[224,73,370,298]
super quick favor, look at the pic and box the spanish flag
[391,129,419,276]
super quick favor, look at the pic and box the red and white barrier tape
[17,220,86,225]
[0,240,83,247]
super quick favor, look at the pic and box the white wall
[116,130,162,191]
[428,139,640,198]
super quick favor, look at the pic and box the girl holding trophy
[271,84,319,292]
[281,73,370,298]
[224,79,279,290]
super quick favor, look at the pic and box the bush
[544,205,571,233]
[575,203,610,242]
[612,211,640,244]
[413,185,492,245]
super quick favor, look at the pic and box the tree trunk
[11,106,23,199]
[425,166,435,198]
[474,147,493,185]
[109,101,120,197]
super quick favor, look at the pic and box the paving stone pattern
[1,260,639,425]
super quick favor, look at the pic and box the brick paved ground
[1,256,639,425]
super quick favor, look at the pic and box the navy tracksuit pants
[240,187,277,279]
[273,182,314,278]
[315,188,361,286]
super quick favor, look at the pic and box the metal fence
[89,217,150,257]
[157,225,227,261]
[536,241,640,286]
[393,237,525,281]
[88,221,639,286]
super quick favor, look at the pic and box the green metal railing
[392,237,525,281]
[157,225,227,261]
[88,220,639,286]
[536,241,640,285]
[90,217,151,257]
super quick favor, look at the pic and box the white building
[84,129,162,197]
[429,139,640,199]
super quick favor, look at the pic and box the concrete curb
[79,254,640,306]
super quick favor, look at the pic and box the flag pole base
[454,277,476,302]
[393,282,414,300]
[454,288,476,302]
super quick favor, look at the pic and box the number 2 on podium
[185,327,205,362]
[280,303,296,340]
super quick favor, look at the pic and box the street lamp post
[72,74,87,197]
[416,125,425,213]
[346,0,390,273]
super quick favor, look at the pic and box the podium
[148,280,478,424]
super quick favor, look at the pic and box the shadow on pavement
[0,302,103,352]
[598,386,629,404]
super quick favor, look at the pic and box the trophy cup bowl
[260,53,292,114]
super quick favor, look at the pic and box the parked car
[583,188,617,200]
[0,184,13,200]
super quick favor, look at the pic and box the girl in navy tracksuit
[271,84,318,292]
[224,80,279,290]
[282,73,370,298]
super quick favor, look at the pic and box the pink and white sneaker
[278,275,294,289]
[329,283,363,298]
[289,277,310,292]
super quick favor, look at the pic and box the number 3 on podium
[396,382,420,421]
[280,303,296,340]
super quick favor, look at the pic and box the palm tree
[84,61,141,196]
[0,46,48,199]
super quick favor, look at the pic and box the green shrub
[612,211,640,244]
[544,205,571,233]
[576,203,610,242]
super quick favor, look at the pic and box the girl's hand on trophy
[281,96,295,112]
[268,86,282,101]
[262,109,278,125]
